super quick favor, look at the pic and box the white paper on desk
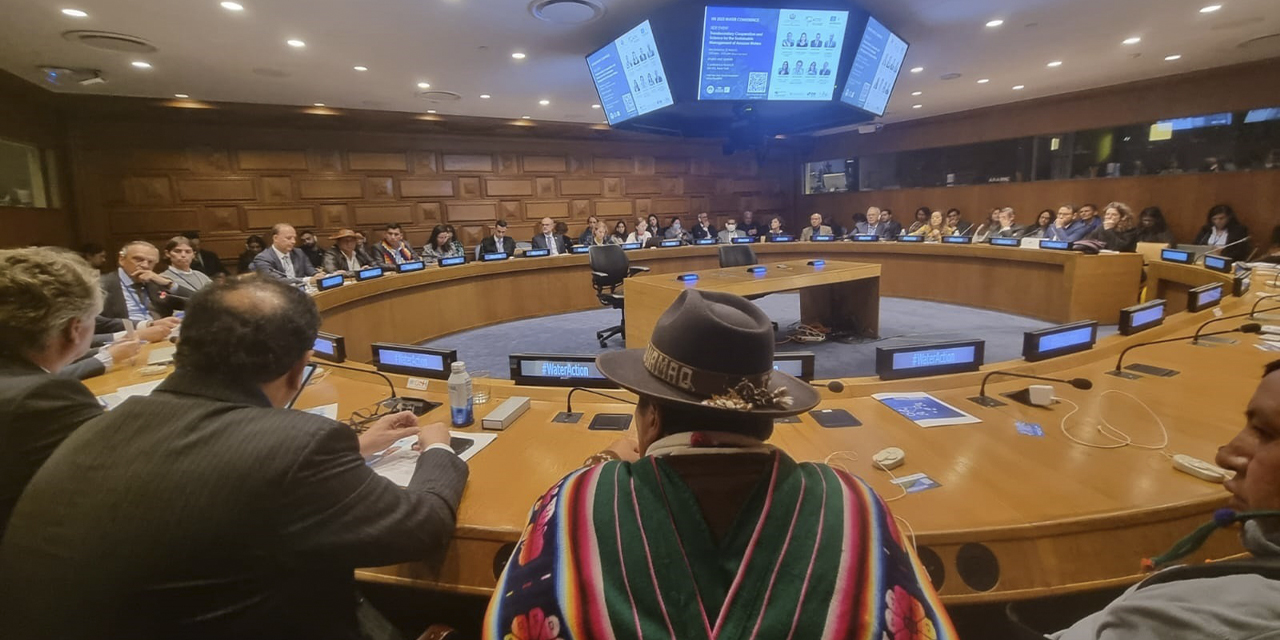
[301,403,339,420]
[871,391,981,428]
[368,431,497,488]
[97,378,165,411]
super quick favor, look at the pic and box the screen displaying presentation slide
[586,20,674,125]
[698,6,850,101]
[840,16,908,116]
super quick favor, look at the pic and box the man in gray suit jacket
[0,277,468,639]
[252,222,324,287]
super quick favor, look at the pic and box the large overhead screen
[840,16,908,116]
[587,20,675,125]
[697,7,850,101]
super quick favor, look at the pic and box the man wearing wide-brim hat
[322,228,386,274]
[484,289,956,640]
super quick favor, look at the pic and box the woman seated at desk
[610,220,628,245]
[421,225,464,263]
[583,222,614,247]
[625,219,653,245]
[914,210,954,242]
[161,236,213,292]
[766,216,786,238]
[1085,202,1139,252]
[1136,206,1176,245]
[1022,209,1056,239]
[1193,204,1251,261]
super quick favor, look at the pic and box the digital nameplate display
[811,234,835,242]
[1039,240,1071,251]
[1203,254,1234,274]
[318,274,345,291]
[397,261,425,273]
[875,340,985,381]
[1023,321,1098,362]
[660,239,682,247]
[356,267,384,281]
[1119,300,1166,336]
[897,235,924,243]
[773,351,816,382]
[694,238,717,245]
[312,331,347,363]
[571,245,591,254]
[732,236,757,244]
[621,242,643,250]
[372,343,457,379]
[989,237,1020,247]
[851,234,879,242]
[523,248,550,258]
[1188,283,1224,312]
[942,235,972,244]
[1160,248,1194,264]
[1234,273,1251,298]
[509,353,617,389]
[769,235,795,243]
[439,256,466,267]
[481,252,509,262]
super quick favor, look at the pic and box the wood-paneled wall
[0,71,76,248]
[67,117,793,263]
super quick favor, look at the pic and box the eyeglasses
[347,398,401,432]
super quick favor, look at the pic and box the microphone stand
[969,371,1091,408]
[1110,323,1262,379]
[553,387,636,424]
[322,361,438,419]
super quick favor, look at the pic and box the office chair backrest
[719,244,758,268]
[589,244,628,288]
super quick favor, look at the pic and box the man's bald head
[271,224,297,253]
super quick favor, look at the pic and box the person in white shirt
[626,219,653,245]
[160,236,213,293]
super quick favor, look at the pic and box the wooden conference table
[84,244,1278,606]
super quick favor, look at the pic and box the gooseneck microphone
[322,360,398,399]
[978,371,1092,398]
[1249,297,1280,319]
[814,380,844,393]
[554,386,636,424]
[1194,309,1279,343]
[1113,323,1262,376]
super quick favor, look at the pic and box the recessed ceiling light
[521,115,531,119]
[538,99,550,106]
[426,109,436,113]
[985,19,1004,27]
[977,78,990,84]
[313,102,325,107]
[912,104,923,109]
[1123,36,1142,45]
[131,61,152,69]
[1165,54,1183,61]
[1047,60,1063,67]
[512,52,527,60]
[174,93,189,98]
[1200,4,1222,13]
[910,66,924,73]
[1012,85,1026,90]
[417,82,430,89]
[353,65,368,72]
[591,103,601,109]
[911,91,922,96]
[220,1,244,11]
[287,39,306,48]
[480,94,491,99]
[61,8,88,17]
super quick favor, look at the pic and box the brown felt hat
[329,228,359,241]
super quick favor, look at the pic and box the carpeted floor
[422,293,1119,379]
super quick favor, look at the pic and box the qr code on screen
[747,72,768,93]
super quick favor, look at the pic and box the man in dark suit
[252,222,324,287]
[184,231,228,279]
[0,276,469,639]
[322,228,384,273]
[691,212,717,241]
[480,219,518,255]
[100,240,194,323]
[992,207,1027,238]
[877,209,903,239]
[531,216,567,255]
[0,248,105,538]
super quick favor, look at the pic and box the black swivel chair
[589,244,650,348]
[718,244,758,268]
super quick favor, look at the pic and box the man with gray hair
[992,207,1026,238]
[100,240,194,322]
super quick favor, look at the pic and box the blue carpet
[422,294,1118,379]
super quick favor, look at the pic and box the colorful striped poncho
[484,449,955,640]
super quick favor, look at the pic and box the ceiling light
[417,82,430,89]
[912,104,923,109]
[174,93,189,98]
[220,2,244,11]
[538,99,550,105]
[480,94,491,99]
[985,19,1004,27]
[911,91,923,96]
[910,66,924,73]
[591,104,601,109]
[313,103,325,106]
[1012,85,1025,90]
[61,8,88,17]
[522,115,531,119]
[1047,60,1063,67]
[353,66,368,72]
[1200,4,1222,13]
[287,39,306,48]
[1123,36,1142,45]
[977,78,990,84]
[426,109,436,113]
[131,61,152,69]
[1165,54,1183,61]
[511,52,527,60]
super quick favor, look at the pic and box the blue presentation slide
[587,20,674,125]
[840,16,908,116]
[698,7,849,101]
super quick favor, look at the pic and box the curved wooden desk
[83,248,1273,606]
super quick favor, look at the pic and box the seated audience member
[479,219,518,255]
[920,210,954,242]
[850,210,868,232]
[1136,206,1176,244]
[855,206,882,234]
[237,235,265,273]
[78,242,107,271]
[664,216,691,243]
[297,229,325,269]
[554,220,574,249]
[1076,203,1102,236]
[947,208,974,236]
[1044,205,1087,243]
[1085,202,1139,252]
[766,216,787,238]
[183,231,228,279]
[740,209,764,238]
[877,208,903,238]
[0,276,468,639]
[610,220,629,244]
[646,214,663,239]
[374,223,417,266]
[0,248,108,536]
[584,221,612,247]
[323,228,382,272]
[160,236,214,292]
[1193,203,1251,261]
[577,216,600,246]
[691,212,717,240]
[1051,361,1280,640]
[444,224,466,256]
[992,207,1025,238]
[484,289,956,640]
[102,240,195,322]
[422,224,465,262]
[354,229,369,250]
[626,218,653,245]
[827,214,846,237]
[907,206,931,235]
[533,217,568,255]
[251,223,324,287]
[717,219,747,243]
[1022,209,1056,239]
[800,212,832,241]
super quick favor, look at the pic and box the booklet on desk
[871,391,981,428]
[368,431,497,487]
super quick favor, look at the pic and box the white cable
[1058,390,1170,457]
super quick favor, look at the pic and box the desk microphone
[814,380,844,393]
[320,361,435,419]
[1194,308,1279,343]
[1249,297,1280,319]
[1111,323,1262,379]
[969,371,1092,407]
[1203,236,1250,256]
[553,386,636,424]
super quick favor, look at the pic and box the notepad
[368,432,497,487]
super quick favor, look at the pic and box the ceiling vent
[530,0,605,25]
[940,72,963,81]
[63,30,157,53]
[417,90,463,103]
[38,66,105,86]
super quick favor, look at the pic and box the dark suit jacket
[691,223,718,240]
[0,369,468,640]
[99,271,190,321]
[1194,224,1252,261]
[0,354,102,539]
[530,233,566,254]
[479,236,517,255]
[191,249,228,278]
[321,246,383,273]
[878,220,903,239]
[251,247,318,284]
[59,350,106,381]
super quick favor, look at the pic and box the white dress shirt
[543,233,560,255]
[272,246,296,278]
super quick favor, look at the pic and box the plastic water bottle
[448,361,473,427]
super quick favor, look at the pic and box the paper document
[97,378,165,410]
[301,403,339,420]
[147,345,176,365]
[368,431,497,487]
[871,391,981,428]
